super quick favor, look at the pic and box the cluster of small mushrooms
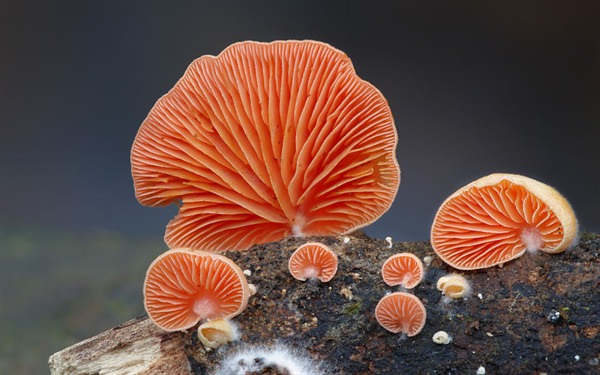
[376,253,426,337]
[131,40,578,353]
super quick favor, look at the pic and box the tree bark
[49,232,600,374]
[48,316,190,375]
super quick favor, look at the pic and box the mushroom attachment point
[381,252,424,289]
[375,292,426,336]
[288,242,338,282]
[431,173,578,270]
[131,40,400,252]
[144,249,250,331]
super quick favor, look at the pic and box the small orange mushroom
[375,292,426,336]
[144,249,250,331]
[131,40,400,252]
[431,173,578,270]
[288,242,338,282]
[381,252,424,288]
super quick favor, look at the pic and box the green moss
[559,306,571,322]
[579,231,599,242]
[343,301,363,317]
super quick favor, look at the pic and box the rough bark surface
[48,316,190,375]
[50,232,600,374]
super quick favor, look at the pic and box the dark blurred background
[1,1,598,373]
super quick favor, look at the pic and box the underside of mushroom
[431,174,577,270]
[131,40,400,252]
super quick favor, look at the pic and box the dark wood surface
[50,232,600,374]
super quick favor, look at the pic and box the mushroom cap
[288,242,338,282]
[436,274,471,299]
[431,173,578,270]
[375,292,426,336]
[432,331,452,345]
[381,252,424,288]
[144,249,250,331]
[131,40,400,252]
[197,318,238,349]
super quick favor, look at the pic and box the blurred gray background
[1,1,598,373]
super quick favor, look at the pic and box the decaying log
[48,316,190,375]
[49,232,600,374]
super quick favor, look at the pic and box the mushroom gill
[143,249,250,331]
[381,252,424,289]
[288,242,338,282]
[131,40,399,252]
[431,173,577,270]
[375,292,426,336]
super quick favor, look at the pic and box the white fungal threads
[290,216,307,237]
[292,225,303,237]
[437,274,471,299]
[385,236,393,248]
[432,331,452,345]
[214,343,326,375]
[521,226,545,253]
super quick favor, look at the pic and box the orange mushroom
[144,249,250,331]
[131,40,400,252]
[381,252,424,288]
[431,173,578,270]
[375,292,426,336]
[288,242,338,282]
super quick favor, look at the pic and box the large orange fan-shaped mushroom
[144,249,250,331]
[131,40,400,252]
[375,292,426,336]
[381,252,424,288]
[431,173,578,270]
[288,242,338,282]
